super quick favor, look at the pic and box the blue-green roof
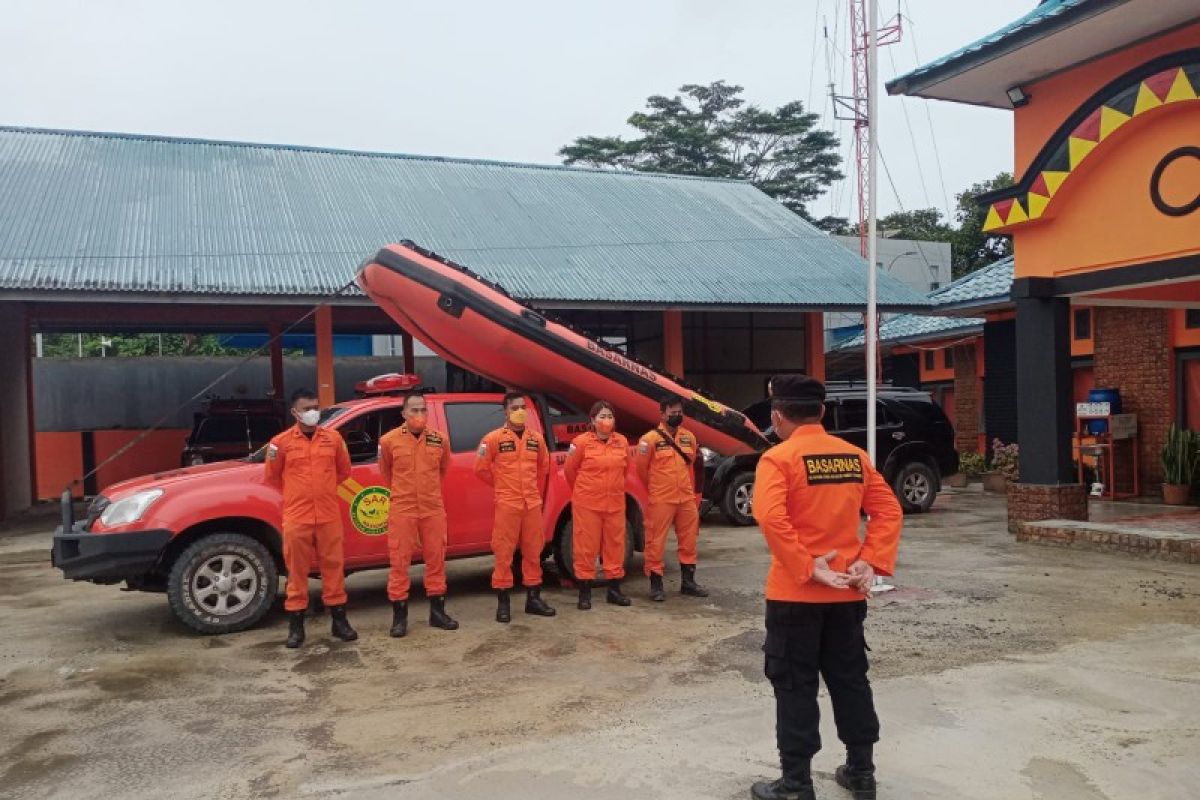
[833,257,1013,351]
[0,127,929,311]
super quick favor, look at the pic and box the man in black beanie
[749,374,903,800]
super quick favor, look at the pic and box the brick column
[1093,307,1171,491]
[953,342,979,453]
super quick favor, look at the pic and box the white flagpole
[865,0,879,465]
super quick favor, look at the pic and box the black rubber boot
[525,587,556,617]
[496,589,512,624]
[749,778,816,800]
[680,564,709,597]
[606,579,632,606]
[329,605,358,642]
[285,610,306,649]
[649,572,666,602]
[429,595,459,630]
[390,600,408,638]
[577,580,592,610]
[835,745,877,800]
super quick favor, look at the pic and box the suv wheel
[553,516,635,583]
[894,462,937,513]
[720,471,756,527]
[167,533,277,634]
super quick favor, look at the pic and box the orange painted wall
[1015,21,1200,174]
[1172,309,1200,348]
[35,429,190,500]
[917,343,956,383]
[1014,102,1200,278]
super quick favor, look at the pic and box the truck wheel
[720,471,756,526]
[167,533,277,635]
[894,462,937,514]
[553,517,635,583]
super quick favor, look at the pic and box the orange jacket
[564,431,629,513]
[379,425,450,519]
[752,424,902,603]
[264,425,352,525]
[473,425,549,510]
[635,426,697,505]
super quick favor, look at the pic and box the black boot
[606,579,632,606]
[577,580,592,610]
[835,745,877,800]
[329,605,357,641]
[680,563,709,597]
[390,600,408,638]
[649,572,666,602]
[749,778,815,800]
[496,589,512,624]
[285,610,305,649]
[429,595,459,630]
[525,587,556,617]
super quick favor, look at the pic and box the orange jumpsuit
[264,425,352,612]
[564,431,629,581]
[379,424,451,601]
[752,424,902,603]
[635,426,699,577]
[473,425,550,589]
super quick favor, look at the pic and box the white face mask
[298,409,320,427]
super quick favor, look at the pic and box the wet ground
[1,490,1198,799]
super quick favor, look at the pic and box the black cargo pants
[763,599,879,779]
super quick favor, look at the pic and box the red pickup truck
[52,388,681,634]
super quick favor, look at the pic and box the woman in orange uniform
[564,401,632,610]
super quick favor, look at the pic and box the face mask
[298,409,320,427]
[508,408,528,426]
[594,418,615,434]
[666,414,684,428]
[407,411,427,432]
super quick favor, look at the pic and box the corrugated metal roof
[928,256,1014,309]
[833,314,984,351]
[887,0,1092,92]
[0,127,929,309]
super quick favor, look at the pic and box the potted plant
[1161,424,1199,505]
[948,451,986,488]
[983,439,1019,493]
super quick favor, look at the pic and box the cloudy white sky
[2,0,1021,221]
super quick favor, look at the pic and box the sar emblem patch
[638,440,650,454]
[349,485,391,535]
[477,443,487,458]
[803,454,864,485]
[266,443,278,460]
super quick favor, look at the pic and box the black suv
[703,384,958,525]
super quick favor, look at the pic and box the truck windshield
[193,416,247,444]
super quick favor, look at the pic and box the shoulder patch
[803,453,864,485]
[477,443,487,457]
[568,443,577,455]
[267,443,278,460]
[638,440,649,454]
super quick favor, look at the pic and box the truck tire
[167,533,277,635]
[553,516,635,583]
[894,462,937,514]
[720,471,756,527]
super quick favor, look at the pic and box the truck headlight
[99,489,164,527]
[700,447,718,465]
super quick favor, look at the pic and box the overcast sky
[2,0,1020,222]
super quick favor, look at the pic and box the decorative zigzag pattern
[983,60,1200,232]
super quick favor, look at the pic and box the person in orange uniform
[748,375,902,800]
[635,396,708,601]
[264,388,357,649]
[473,391,557,623]
[378,392,458,637]
[563,400,632,610]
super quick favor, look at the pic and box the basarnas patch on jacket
[803,454,863,484]
[525,437,540,451]
[638,440,650,454]
[477,443,487,458]
[425,433,443,446]
[267,443,278,460]
[498,440,517,453]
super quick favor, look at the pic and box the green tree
[560,81,842,220]
[39,333,241,358]
[878,208,953,243]
[950,172,1014,279]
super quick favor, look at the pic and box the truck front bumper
[51,525,173,582]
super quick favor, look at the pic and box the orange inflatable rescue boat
[357,242,770,455]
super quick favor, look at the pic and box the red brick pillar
[953,343,980,453]
[1093,307,1171,491]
